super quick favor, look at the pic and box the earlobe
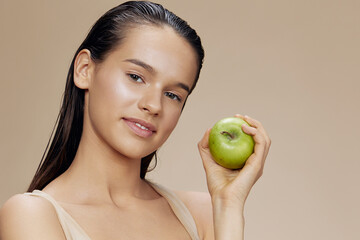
[73,49,93,89]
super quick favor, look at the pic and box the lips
[123,118,156,138]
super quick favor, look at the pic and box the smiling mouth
[123,118,156,138]
[135,122,149,130]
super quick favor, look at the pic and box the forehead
[103,25,198,86]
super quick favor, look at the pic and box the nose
[138,88,162,116]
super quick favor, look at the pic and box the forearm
[212,197,245,240]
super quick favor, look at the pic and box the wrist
[212,195,245,221]
[211,195,245,240]
[211,192,246,211]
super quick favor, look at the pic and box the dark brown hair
[27,1,204,192]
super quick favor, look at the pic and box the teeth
[135,122,149,130]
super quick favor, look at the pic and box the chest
[61,199,192,240]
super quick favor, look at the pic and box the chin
[112,143,157,161]
[127,151,155,160]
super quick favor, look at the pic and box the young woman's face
[84,25,198,159]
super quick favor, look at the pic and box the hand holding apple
[198,114,271,205]
[208,117,254,169]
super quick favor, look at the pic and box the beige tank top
[24,182,200,240]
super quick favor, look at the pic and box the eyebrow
[124,58,191,93]
[124,58,155,74]
[176,82,190,93]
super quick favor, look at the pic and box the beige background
[1,0,359,239]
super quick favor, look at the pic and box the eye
[128,73,144,83]
[165,92,181,102]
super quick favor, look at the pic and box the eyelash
[127,73,182,102]
[165,92,182,102]
[128,73,144,83]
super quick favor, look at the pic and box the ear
[73,49,94,89]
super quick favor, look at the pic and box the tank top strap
[24,183,200,240]
[24,190,91,240]
[148,181,200,240]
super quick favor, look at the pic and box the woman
[0,1,271,239]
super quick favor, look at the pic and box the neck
[45,129,156,204]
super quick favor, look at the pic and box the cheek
[90,72,139,118]
[86,74,141,146]
[160,104,182,138]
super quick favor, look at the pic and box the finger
[244,115,261,128]
[198,128,230,176]
[241,124,257,136]
[198,128,211,150]
[243,115,269,137]
[235,114,262,129]
[235,114,269,164]
[234,113,244,118]
[235,114,266,137]
[234,115,271,185]
[198,129,215,169]
[241,124,268,170]
[241,124,266,147]
[243,115,271,150]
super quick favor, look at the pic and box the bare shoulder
[174,190,214,239]
[0,193,66,240]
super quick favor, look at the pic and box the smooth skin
[0,24,270,240]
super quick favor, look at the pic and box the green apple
[208,117,255,169]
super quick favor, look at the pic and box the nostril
[142,106,159,116]
[138,93,162,115]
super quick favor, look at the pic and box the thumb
[198,128,211,150]
[198,128,219,173]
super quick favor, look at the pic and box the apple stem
[220,131,235,140]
